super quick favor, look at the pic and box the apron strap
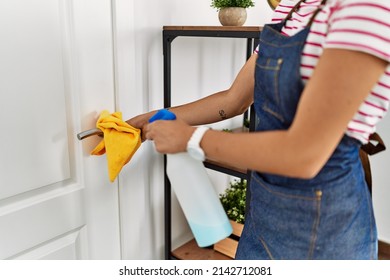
[284,0,328,28]
[359,133,386,194]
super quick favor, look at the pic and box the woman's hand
[144,119,195,154]
[126,111,157,142]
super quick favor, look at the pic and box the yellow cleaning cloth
[91,110,141,182]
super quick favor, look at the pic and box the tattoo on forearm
[219,109,227,120]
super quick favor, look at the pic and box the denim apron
[235,0,378,260]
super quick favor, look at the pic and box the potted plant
[211,0,255,26]
[267,0,280,10]
[220,179,246,224]
[214,179,247,258]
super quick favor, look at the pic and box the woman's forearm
[125,89,240,133]
[167,89,246,126]
[126,54,256,129]
[162,54,257,125]
[200,129,322,179]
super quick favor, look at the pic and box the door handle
[77,128,103,140]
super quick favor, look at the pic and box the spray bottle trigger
[149,109,176,123]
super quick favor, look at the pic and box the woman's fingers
[144,120,195,154]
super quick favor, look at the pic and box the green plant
[211,0,255,10]
[219,179,247,224]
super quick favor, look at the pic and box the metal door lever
[77,128,103,140]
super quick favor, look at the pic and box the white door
[0,0,121,259]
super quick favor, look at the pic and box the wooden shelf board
[172,239,232,260]
[163,26,262,32]
[379,241,390,260]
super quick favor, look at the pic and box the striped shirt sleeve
[324,0,390,62]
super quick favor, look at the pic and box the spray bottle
[149,109,232,247]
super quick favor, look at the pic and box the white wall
[115,0,390,260]
[372,121,390,244]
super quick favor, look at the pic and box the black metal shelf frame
[162,26,260,260]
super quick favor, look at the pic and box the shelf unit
[162,25,261,260]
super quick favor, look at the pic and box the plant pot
[218,7,247,26]
[267,0,281,10]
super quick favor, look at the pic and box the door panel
[0,0,120,259]
[0,184,84,259]
[0,0,70,200]
[10,227,88,260]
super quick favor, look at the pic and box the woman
[127,0,390,259]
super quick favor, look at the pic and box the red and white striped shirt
[255,0,390,143]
